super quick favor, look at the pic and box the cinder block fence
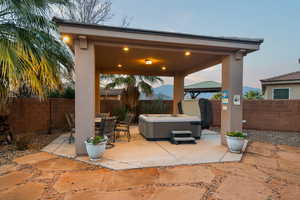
[6,98,300,135]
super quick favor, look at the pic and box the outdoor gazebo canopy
[184,81,222,99]
[54,18,263,155]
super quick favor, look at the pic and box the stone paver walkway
[0,142,299,200]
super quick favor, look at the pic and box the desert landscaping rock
[0,182,45,200]
[0,164,17,175]
[0,171,32,190]
[0,142,299,199]
[64,187,152,200]
[212,175,275,200]
[149,186,206,200]
[53,169,110,193]
[33,157,90,171]
[13,152,57,165]
[158,165,215,184]
[246,141,277,157]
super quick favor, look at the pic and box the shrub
[62,87,75,99]
[226,131,246,139]
[47,87,75,99]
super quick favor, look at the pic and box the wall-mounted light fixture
[62,35,71,43]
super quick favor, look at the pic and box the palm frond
[0,0,74,108]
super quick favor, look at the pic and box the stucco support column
[75,38,95,155]
[220,51,244,145]
[95,70,100,115]
[173,74,185,114]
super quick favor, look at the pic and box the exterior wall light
[62,35,71,43]
[117,64,123,68]
[161,66,167,70]
[123,47,129,52]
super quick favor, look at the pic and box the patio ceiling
[94,44,221,76]
[55,18,263,76]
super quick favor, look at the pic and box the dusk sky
[107,0,300,88]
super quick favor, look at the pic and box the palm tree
[104,75,163,112]
[244,90,263,100]
[211,93,222,100]
[0,0,74,142]
[0,0,74,112]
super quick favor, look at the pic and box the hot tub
[139,114,202,140]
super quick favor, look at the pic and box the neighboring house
[261,71,300,99]
[100,88,123,100]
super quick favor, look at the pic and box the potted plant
[85,135,108,160]
[226,131,247,153]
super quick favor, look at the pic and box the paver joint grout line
[155,141,178,159]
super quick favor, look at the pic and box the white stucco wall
[264,84,300,99]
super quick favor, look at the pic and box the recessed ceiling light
[185,51,191,56]
[161,66,167,70]
[145,59,152,65]
[62,35,71,43]
[117,64,123,68]
[123,47,129,52]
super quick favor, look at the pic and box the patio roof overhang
[54,18,263,77]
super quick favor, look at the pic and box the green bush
[62,87,75,99]
[47,87,75,99]
[226,131,246,139]
[48,90,61,98]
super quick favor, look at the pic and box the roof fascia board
[58,25,261,51]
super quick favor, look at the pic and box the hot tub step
[171,130,193,138]
[172,137,196,144]
[171,130,196,144]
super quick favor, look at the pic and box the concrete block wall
[6,98,300,135]
[8,98,74,135]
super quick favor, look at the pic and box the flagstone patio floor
[0,141,300,200]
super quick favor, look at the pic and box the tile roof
[184,81,221,89]
[261,71,300,82]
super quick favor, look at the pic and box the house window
[273,88,290,99]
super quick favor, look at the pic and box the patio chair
[96,113,110,118]
[102,117,117,148]
[65,113,75,144]
[115,113,134,142]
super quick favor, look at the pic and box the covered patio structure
[55,18,263,155]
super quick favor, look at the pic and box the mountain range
[140,84,260,100]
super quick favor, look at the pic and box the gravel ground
[245,129,300,147]
[0,132,62,165]
[211,127,300,148]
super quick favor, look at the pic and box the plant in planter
[226,131,247,153]
[85,135,108,160]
